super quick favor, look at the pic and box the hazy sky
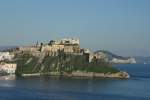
[0,0,150,56]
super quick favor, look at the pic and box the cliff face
[13,53,119,77]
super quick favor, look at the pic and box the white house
[0,52,14,61]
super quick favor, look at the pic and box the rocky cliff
[11,52,129,78]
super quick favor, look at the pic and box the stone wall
[64,46,74,53]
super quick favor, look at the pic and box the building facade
[0,52,14,61]
[0,63,17,74]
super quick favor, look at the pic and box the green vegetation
[55,54,119,73]
[13,52,119,76]
[14,54,40,76]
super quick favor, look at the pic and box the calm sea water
[0,64,150,100]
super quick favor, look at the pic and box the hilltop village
[18,38,87,60]
[13,38,136,63]
[0,38,132,78]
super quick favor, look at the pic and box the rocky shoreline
[70,71,130,79]
[22,71,130,79]
[0,75,16,80]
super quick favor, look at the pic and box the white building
[94,52,107,59]
[0,52,14,61]
[110,58,136,64]
[83,49,91,54]
[0,63,17,74]
[49,38,80,45]
[61,38,80,45]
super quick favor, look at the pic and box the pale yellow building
[64,46,74,53]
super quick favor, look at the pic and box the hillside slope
[12,53,119,76]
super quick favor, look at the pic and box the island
[0,38,130,79]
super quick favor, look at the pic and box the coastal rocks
[22,72,61,77]
[70,71,130,79]
[118,71,130,79]
[0,75,16,80]
[22,73,41,77]
[22,71,130,79]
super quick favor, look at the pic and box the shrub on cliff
[14,53,119,76]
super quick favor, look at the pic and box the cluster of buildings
[43,38,80,54]
[0,52,14,61]
[0,52,16,75]
[0,62,17,75]
[17,38,136,64]
[18,38,81,57]
[17,38,99,63]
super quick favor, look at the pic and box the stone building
[64,45,74,53]
[41,44,64,56]
[72,44,80,53]
[17,38,81,57]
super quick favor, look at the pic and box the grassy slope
[14,53,119,76]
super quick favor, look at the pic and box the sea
[0,64,150,100]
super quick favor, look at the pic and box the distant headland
[0,38,131,79]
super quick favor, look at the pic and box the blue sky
[0,0,150,56]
